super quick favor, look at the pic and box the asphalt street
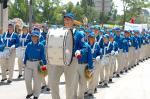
[0,58,150,99]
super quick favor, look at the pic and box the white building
[93,0,112,14]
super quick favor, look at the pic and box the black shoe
[18,75,23,79]
[109,79,112,83]
[88,94,94,97]
[7,80,12,84]
[104,83,108,87]
[1,78,7,82]
[125,69,128,72]
[84,92,88,96]
[46,88,50,91]
[26,94,33,98]
[128,68,131,70]
[131,66,134,68]
[120,71,123,74]
[41,85,46,90]
[33,97,38,99]
[94,88,97,93]
[116,74,120,77]
[99,81,103,85]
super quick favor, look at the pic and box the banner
[124,22,148,32]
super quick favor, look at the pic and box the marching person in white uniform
[17,25,31,79]
[1,23,20,84]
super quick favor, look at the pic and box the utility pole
[0,1,3,33]
[101,0,105,27]
[29,0,33,31]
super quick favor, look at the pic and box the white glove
[75,50,81,57]
[111,50,115,55]
[115,51,119,56]
[129,41,132,46]
[96,56,101,62]
[11,45,15,49]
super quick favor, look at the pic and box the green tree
[9,0,29,23]
[122,0,150,25]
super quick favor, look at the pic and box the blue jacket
[0,35,5,51]
[2,32,20,48]
[141,34,146,45]
[101,42,113,57]
[73,30,85,55]
[112,41,119,52]
[90,42,101,59]
[41,32,47,40]
[132,36,139,49]
[122,37,130,53]
[96,35,104,48]
[136,35,142,48]
[78,42,93,69]
[114,35,123,49]
[19,33,31,47]
[24,42,47,65]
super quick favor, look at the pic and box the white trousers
[24,61,41,97]
[49,58,78,99]
[88,60,101,94]
[1,49,16,81]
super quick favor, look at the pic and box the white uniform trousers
[49,58,78,99]
[0,58,7,79]
[116,51,124,74]
[74,64,87,99]
[122,52,129,70]
[109,55,116,79]
[101,56,110,84]
[18,58,24,75]
[24,60,41,97]
[88,60,101,94]
[5,49,16,81]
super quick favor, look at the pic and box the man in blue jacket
[49,13,84,99]
[24,31,47,99]
[74,31,94,99]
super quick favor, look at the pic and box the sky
[62,0,124,15]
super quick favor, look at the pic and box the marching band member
[122,31,130,72]
[132,31,139,67]
[134,30,142,65]
[17,25,31,79]
[49,13,79,99]
[93,26,104,85]
[74,31,94,99]
[0,35,7,82]
[101,34,113,87]
[24,31,47,99]
[1,23,20,84]
[128,30,135,70]
[109,33,119,82]
[114,28,123,77]
[87,32,101,96]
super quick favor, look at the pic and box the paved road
[0,58,150,99]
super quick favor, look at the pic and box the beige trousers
[49,58,78,99]
[24,61,41,97]
[88,60,101,94]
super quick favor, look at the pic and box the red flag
[130,17,135,24]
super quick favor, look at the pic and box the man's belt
[78,61,87,64]
[28,59,40,62]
